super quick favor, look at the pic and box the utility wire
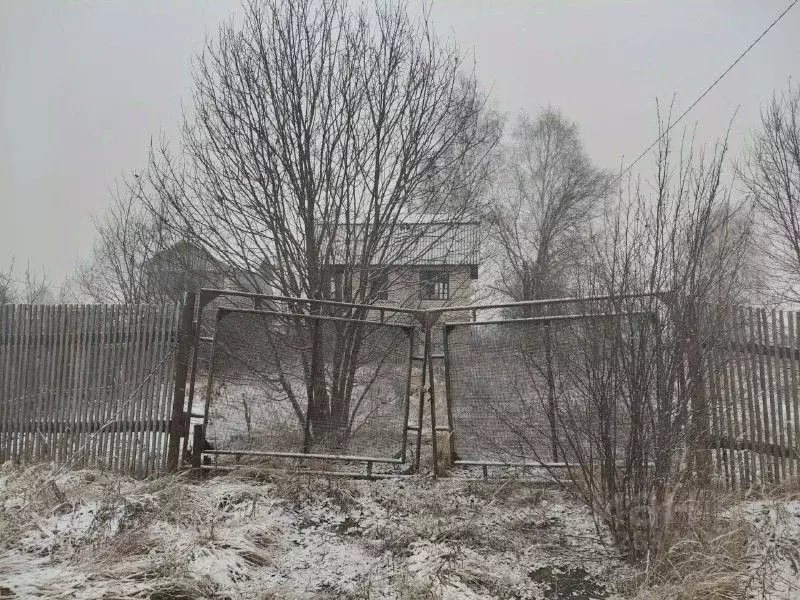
[615,0,800,183]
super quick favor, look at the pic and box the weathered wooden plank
[705,336,727,485]
[0,305,10,461]
[15,305,32,461]
[104,305,124,469]
[746,308,765,484]
[792,311,800,478]
[730,308,752,486]
[122,304,144,473]
[130,304,151,474]
[5,305,17,461]
[80,305,101,467]
[708,435,800,460]
[146,304,169,474]
[718,325,737,489]
[131,306,155,475]
[53,305,72,464]
[0,329,177,347]
[113,305,132,471]
[63,305,84,465]
[89,305,110,469]
[158,304,181,472]
[1,419,173,434]
[722,313,750,489]
[39,305,55,460]
[110,305,130,471]
[30,305,48,460]
[68,305,86,466]
[777,311,793,478]
[700,340,800,361]
[762,310,781,481]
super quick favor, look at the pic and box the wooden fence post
[167,292,196,471]
[191,423,204,477]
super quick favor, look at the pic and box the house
[143,239,270,302]
[146,219,481,311]
[143,240,225,302]
[326,219,480,311]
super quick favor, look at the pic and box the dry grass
[4,460,800,599]
[630,515,753,600]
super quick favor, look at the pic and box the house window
[419,270,449,301]
[370,271,389,301]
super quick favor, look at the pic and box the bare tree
[552,108,754,561]
[78,174,219,304]
[141,0,498,447]
[0,260,52,304]
[78,177,166,304]
[739,82,800,301]
[489,109,610,312]
[0,263,13,304]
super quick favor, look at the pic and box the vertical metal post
[182,293,201,460]
[544,323,558,462]
[414,318,428,473]
[428,323,439,478]
[442,324,457,465]
[167,292,195,471]
[399,326,415,462]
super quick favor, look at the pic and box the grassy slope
[1,462,800,599]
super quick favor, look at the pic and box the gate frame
[180,288,424,477]
[429,292,667,476]
[169,288,667,477]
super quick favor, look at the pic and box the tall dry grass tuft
[629,493,753,600]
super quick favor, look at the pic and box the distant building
[143,240,269,302]
[326,220,480,310]
[146,219,481,310]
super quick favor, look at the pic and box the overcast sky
[1,0,799,288]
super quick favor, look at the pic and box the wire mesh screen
[204,308,414,467]
[443,312,655,466]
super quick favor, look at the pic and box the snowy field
[2,462,800,599]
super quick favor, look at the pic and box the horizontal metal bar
[405,425,449,432]
[453,460,576,468]
[431,291,667,315]
[198,465,410,479]
[444,310,654,328]
[411,353,444,361]
[215,306,415,331]
[453,459,656,468]
[199,336,214,343]
[203,448,404,464]
[199,288,420,315]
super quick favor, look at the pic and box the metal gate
[434,296,658,476]
[187,290,422,476]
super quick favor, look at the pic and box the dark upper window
[419,270,449,301]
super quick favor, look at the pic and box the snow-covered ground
[1,461,800,599]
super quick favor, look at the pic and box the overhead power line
[615,0,800,182]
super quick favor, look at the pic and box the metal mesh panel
[443,313,653,465]
[204,308,414,465]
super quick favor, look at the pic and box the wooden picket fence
[0,303,183,476]
[704,306,800,489]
